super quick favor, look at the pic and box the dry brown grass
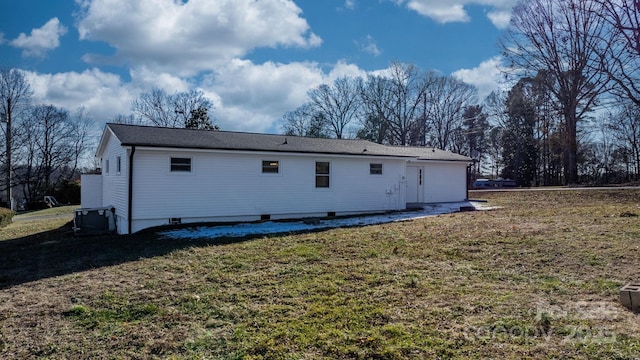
[0,189,639,359]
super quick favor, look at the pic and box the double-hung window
[170,157,192,172]
[315,161,330,188]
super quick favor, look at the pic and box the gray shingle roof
[105,123,470,162]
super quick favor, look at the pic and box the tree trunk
[564,109,579,185]
[5,97,11,210]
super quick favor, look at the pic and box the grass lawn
[0,205,76,242]
[0,190,639,359]
[16,205,78,218]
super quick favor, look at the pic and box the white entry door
[406,166,420,203]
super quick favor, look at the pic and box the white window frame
[315,161,330,188]
[116,156,122,175]
[105,159,110,175]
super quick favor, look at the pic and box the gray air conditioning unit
[73,207,116,235]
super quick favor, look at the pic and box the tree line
[283,0,640,186]
[0,69,93,209]
[283,63,481,148]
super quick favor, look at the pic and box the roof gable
[95,125,117,158]
[103,123,470,162]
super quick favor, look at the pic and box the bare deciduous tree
[382,63,430,145]
[425,75,477,150]
[609,101,640,180]
[282,103,329,138]
[307,77,361,139]
[16,105,94,206]
[132,88,215,129]
[111,113,143,125]
[67,107,97,181]
[501,0,609,183]
[358,75,396,144]
[0,68,32,209]
[594,0,640,106]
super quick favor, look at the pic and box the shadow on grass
[0,209,433,290]
[0,222,251,290]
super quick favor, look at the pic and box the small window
[170,157,192,172]
[116,156,122,174]
[315,161,330,188]
[262,160,279,174]
[105,159,110,174]
[370,163,383,175]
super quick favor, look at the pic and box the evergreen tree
[185,106,218,130]
[501,79,538,186]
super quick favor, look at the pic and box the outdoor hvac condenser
[73,207,116,235]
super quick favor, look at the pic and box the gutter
[117,143,416,159]
[119,145,415,161]
[128,146,136,234]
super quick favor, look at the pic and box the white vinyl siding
[99,132,128,232]
[128,150,407,232]
[80,174,102,208]
[423,162,468,203]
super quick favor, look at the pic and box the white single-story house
[81,123,471,234]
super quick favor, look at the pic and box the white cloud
[128,67,191,93]
[201,59,325,132]
[18,57,371,134]
[357,35,382,57]
[75,0,322,76]
[327,61,368,81]
[452,56,506,101]
[24,68,135,122]
[397,0,517,28]
[486,9,512,29]
[198,59,368,133]
[344,0,356,10]
[10,18,67,58]
[408,2,470,23]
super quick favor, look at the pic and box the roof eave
[95,125,117,158]
[119,143,416,159]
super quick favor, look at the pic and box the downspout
[128,146,136,234]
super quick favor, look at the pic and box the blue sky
[0,0,516,133]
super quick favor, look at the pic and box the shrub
[0,207,15,228]
[54,181,81,205]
